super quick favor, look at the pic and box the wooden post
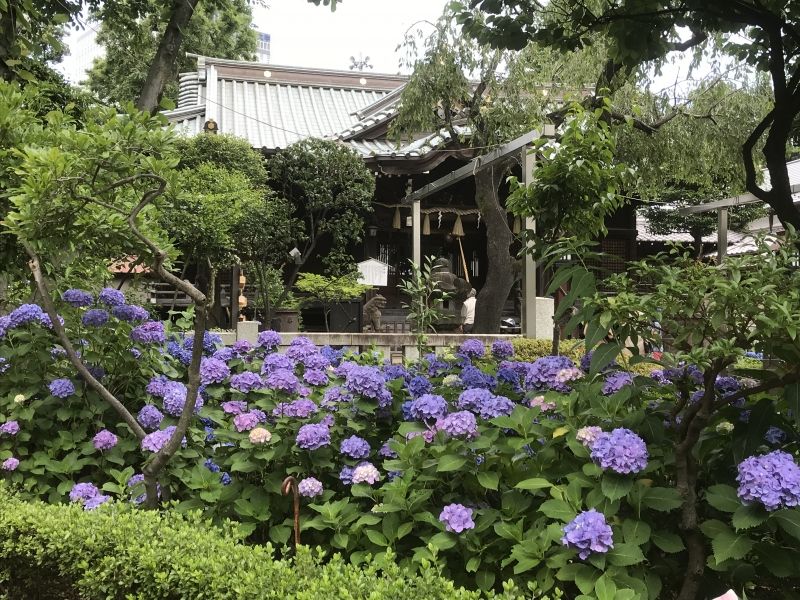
[717,208,728,265]
[412,199,421,267]
[521,146,538,338]
[231,264,240,326]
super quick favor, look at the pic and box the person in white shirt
[461,288,477,333]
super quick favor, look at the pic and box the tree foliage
[87,0,256,106]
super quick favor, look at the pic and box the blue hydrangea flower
[424,353,450,376]
[602,371,633,395]
[339,465,355,485]
[382,364,410,382]
[562,509,614,559]
[345,365,387,400]
[340,435,371,459]
[286,337,317,361]
[406,375,433,398]
[409,394,448,421]
[131,321,166,344]
[266,368,299,393]
[298,477,324,497]
[49,378,75,398]
[137,405,164,430]
[765,426,787,445]
[590,428,648,474]
[98,287,125,307]
[9,304,45,327]
[220,472,232,486]
[261,353,296,374]
[437,411,478,438]
[167,340,192,365]
[112,304,149,322]
[230,371,264,393]
[321,386,352,411]
[0,357,8,374]
[62,289,94,307]
[296,423,331,450]
[200,357,230,385]
[92,429,118,451]
[257,330,282,351]
[439,503,475,533]
[459,339,485,359]
[737,450,800,511]
[69,482,100,503]
[303,368,329,386]
[301,351,330,370]
[491,340,514,360]
[204,458,221,473]
[0,316,11,339]
[162,381,203,417]
[183,331,222,354]
[525,356,577,391]
[213,347,236,362]
[715,376,741,396]
[273,399,318,419]
[320,345,344,367]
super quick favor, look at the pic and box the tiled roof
[747,158,800,232]
[636,213,746,244]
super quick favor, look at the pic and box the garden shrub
[511,338,584,363]
[0,484,520,600]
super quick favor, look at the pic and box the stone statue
[362,294,387,332]
[430,258,471,303]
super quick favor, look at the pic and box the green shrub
[0,486,527,600]
[511,338,584,363]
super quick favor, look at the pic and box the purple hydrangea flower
[764,426,787,445]
[49,378,75,398]
[146,375,169,398]
[379,441,398,458]
[457,388,494,412]
[167,340,192,366]
[69,482,100,503]
[437,411,478,438]
[340,435,371,459]
[491,340,514,360]
[182,331,222,354]
[233,411,261,432]
[339,465,355,485]
[459,339,485,359]
[261,353,296,374]
[650,369,670,385]
[92,429,118,451]
[0,316,11,339]
[0,420,20,436]
[230,371,264,393]
[525,356,577,392]
[286,337,317,360]
[230,339,252,356]
[200,357,230,385]
[460,365,495,389]
[737,450,800,511]
[351,461,381,484]
[141,426,184,452]
[344,365,387,400]
[439,503,475,533]
[266,368,299,393]
[162,382,203,417]
[715,376,741,396]
[273,399,318,419]
[112,304,149,322]
[475,394,514,419]
[203,459,221,473]
[222,400,248,415]
[296,423,331,450]
[9,304,45,327]
[1,457,19,471]
[81,308,109,327]
[84,494,111,511]
[409,394,448,421]
[298,477,324,497]
[131,321,166,344]
[590,428,648,474]
[320,345,344,367]
[62,289,94,307]
[383,364,410,382]
[301,352,330,370]
[257,330,282,351]
[424,352,450,377]
[407,375,433,398]
[137,405,164,430]
[321,386,352,411]
[576,426,603,447]
[98,287,125,307]
[562,509,614,559]
[303,368,329,386]
[602,371,634,395]
[212,347,236,362]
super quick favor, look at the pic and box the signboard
[357,259,389,287]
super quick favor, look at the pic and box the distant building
[57,25,103,85]
[255,31,271,63]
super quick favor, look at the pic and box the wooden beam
[400,126,554,205]
[678,183,800,214]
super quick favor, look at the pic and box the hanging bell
[392,206,401,229]
[452,214,465,237]
[423,213,431,235]
[512,216,521,234]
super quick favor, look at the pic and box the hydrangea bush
[2,251,800,599]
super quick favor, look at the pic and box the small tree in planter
[399,256,453,357]
[295,272,371,332]
[1,83,206,507]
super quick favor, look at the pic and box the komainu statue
[362,294,387,332]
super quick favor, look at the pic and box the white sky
[253,0,448,73]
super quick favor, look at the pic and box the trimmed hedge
[0,486,524,600]
[511,338,584,364]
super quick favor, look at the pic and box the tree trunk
[473,163,516,333]
[692,233,704,259]
[135,0,200,113]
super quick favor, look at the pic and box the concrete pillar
[717,207,728,265]
[412,200,421,267]
[205,64,218,124]
[521,146,538,338]
[236,321,259,344]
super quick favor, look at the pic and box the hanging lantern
[452,214,465,237]
[512,216,521,234]
[423,213,431,235]
[392,206,401,229]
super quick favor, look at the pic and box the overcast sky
[253,1,448,73]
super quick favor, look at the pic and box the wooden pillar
[412,200,421,267]
[231,264,240,326]
[717,208,728,265]
[521,146,538,338]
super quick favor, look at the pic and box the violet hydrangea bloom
[82,308,109,327]
[351,461,381,484]
[213,347,236,362]
[736,450,800,511]
[460,365,495,389]
[301,352,330,370]
[1,457,19,471]
[320,345,344,367]
[221,400,248,415]
[257,329,282,351]
[409,394,448,421]
[0,316,11,339]
[576,426,603,447]
[9,304,44,327]
[491,340,514,360]
[112,304,149,322]
[49,378,75,398]
[298,477,324,497]
[98,287,125,307]
[339,465,355,485]
[296,423,331,450]
[84,494,111,510]
[0,420,20,436]
[230,371,264,393]
[261,352,296,374]
[379,441,398,458]
[141,426,185,452]
[764,426,787,445]
[340,435,371,459]
[146,375,169,398]
[200,357,230,385]
[266,368,300,393]
[562,509,614,559]
[137,405,164,430]
[131,321,166,344]
[273,399,318,419]
[62,289,94,307]
[344,365,386,399]
[439,503,475,533]
[457,388,494,412]
[321,386,352,411]
[232,339,253,356]
[525,356,577,392]
[162,382,203,417]
[303,368,329,386]
[233,411,261,432]
[602,371,634,395]
[69,482,100,503]
[406,375,433,398]
[437,411,478,438]
[459,339,485,359]
[92,429,118,451]
[383,364,410,382]
[590,428,648,474]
